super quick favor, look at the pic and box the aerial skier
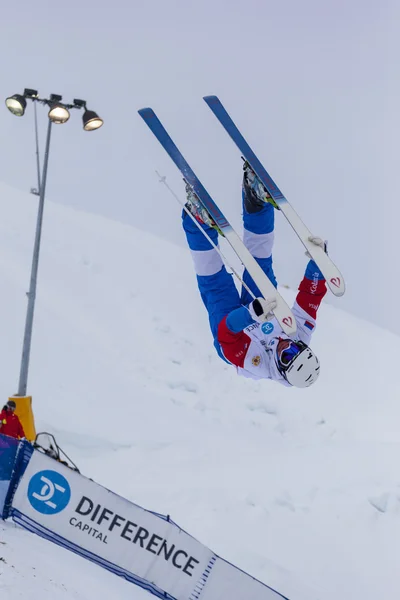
[182,163,327,388]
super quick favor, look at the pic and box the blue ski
[138,107,297,336]
[203,95,345,297]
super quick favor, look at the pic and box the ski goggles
[276,339,307,372]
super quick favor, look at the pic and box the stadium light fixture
[24,88,39,99]
[48,103,70,124]
[5,94,27,116]
[72,99,104,131]
[82,109,104,131]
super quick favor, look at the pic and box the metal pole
[33,101,41,193]
[17,117,53,396]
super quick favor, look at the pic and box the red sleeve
[217,316,251,368]
[17,418,25,439]
[296,275,327,319]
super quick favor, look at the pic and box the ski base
[138,107,297,336]
[203,95,345,297]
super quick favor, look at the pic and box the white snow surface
[0,181,399,599]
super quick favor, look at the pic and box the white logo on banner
[27,469,71,515]
[33,477,65,508]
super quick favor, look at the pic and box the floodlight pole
[5,89,103,397]
[33,101,41,194]
[17,117,53,396]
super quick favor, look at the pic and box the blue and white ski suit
[182,193,327,385]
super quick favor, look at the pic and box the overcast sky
[0,0,398,333]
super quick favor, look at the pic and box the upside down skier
[182,163,327,388]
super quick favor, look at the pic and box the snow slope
[0,520,149,599]
[0,181,399,599]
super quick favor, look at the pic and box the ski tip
[274,310,297,336]
[138,107,155,119]
[330,284,346,297]
[203,95,219,105]
[327,275,346,297]
[282,322,297,336]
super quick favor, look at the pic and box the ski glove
[305,236,328,258]
[248,297,277,323]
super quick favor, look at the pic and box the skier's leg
[182,211,241,361]
[241,184,278,305]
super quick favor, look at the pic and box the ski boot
[184,180,223,235]
[242,160,280,212]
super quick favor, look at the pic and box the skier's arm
[293,259,327,343]
[17,418,25,439]
[217,307,254,367]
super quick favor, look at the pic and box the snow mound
[0,182,399,599]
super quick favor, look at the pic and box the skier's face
[275,337,307,373]
[276,337,292,355]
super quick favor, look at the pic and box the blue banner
[0,433,20,516]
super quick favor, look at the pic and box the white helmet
[275,338,320,388]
